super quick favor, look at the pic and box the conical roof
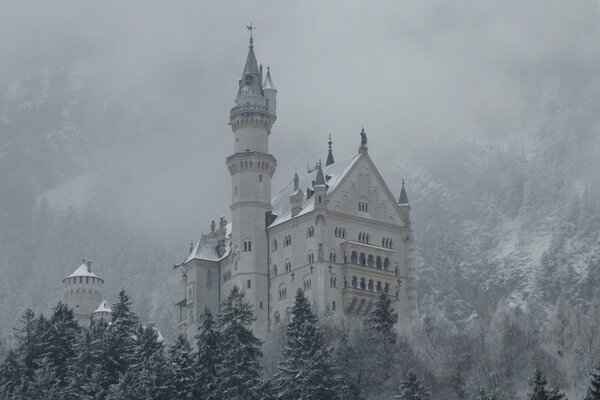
[65,261,100,280]
[326,135,334,166]
[94,300,112,314]
[263,68,276,90]
[314,163,326,186]
[398,180,409,204]
[237,45,264,98]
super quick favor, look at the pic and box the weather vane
[247,22,256,46]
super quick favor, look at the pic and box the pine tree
[14,309,39,379]
[0,350,26,399]
[527,368,565,400]
[274,289,347,400]
[44,302,81,389]
[365,290,398,342]
[216,286,264,400]
[169,335,195,400]
[103,289,138,385]
[395,371,430,400]
[585,362,600,400]
[472,388,499,400]
[195,308,221,400]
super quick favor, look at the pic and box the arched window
[285,260,292,273]
[351,251,358,264]
[272,239,277,251]
[307,226,314,238]
[384,258,390,270]
[359,253,366,266]
[352,276,357,288]
[285,308,292,322]
[243,240,252,252]
[367,254,374,267]
[376,281,382,292]
[376,256,382,269]
[332,301,336,311]
[247,279,251,289]
[368,279,374,291]
[272,265,278,277]
[360,278,366,290]
[274,311,281,324]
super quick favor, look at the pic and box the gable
[328,153,405,226]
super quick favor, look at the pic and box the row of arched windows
[347,276,390,294]
[303,278,312,291]
[334,227,347,238]
[273,308,293,324]
[329,251,337,263]
[306,225,315,238]
[278,287,288,300]
[358,200,369,212]
[358,232,370,244]
[350,251,391,270]
[330,276,337,287]
[382,237,394,249]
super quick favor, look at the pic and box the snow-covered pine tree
[44,302,80,390]
[14,309,39,380]
[216,286,264,400]
[100,289,139,388]
[26,357,62,400]
[169,335,195,400]
[195,308,221,400]
[364,290,398,342]
[471,388,499,400]
[0,350,26,399]
[526,368,565,400]
[585,362,600,400]
[395,371,430,400]
[274,289,347,400]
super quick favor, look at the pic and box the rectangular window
[247,279,251,289]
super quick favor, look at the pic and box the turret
[290,173,304,217]
[398,179,410,224]
[313,162,328,209]
[63,259,104,327]
[263,67,277,115]
[93,299,112,322]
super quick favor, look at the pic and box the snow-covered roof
[269,154,361,227]
[65,262,100,279]
[94,300,112,314]
[185,222,232,263]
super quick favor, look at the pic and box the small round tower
[63,259,104,327]
[93,299,112,322]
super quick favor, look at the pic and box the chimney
[86,260,92,273]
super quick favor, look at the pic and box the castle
[175,34,417,339]
[63,259,112,327]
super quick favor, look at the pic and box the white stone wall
[63,275,103,327]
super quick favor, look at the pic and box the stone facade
[175,38,417,340]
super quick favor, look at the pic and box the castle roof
[237,45,264,98]
[269,153,361,227]
[65,262,100,280]
[94,300,112,314]
[185,222,232,263]
[263,68,276,91]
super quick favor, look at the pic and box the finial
[246,22,256,46]
[326,134,335,166]
[328,134,332,149]
[359,127,368,149]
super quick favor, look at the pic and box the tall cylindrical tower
[63,259,104,327]
[226,36,277,334]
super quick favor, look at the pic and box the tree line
[1,288,600,399]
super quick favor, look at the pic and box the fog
[2,0,597,240]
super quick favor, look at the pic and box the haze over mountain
[1,0,599,346]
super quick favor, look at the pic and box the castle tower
[63,259,104,327]
[226,32,277,334]
[93,299,112,322]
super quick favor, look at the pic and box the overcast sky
[1,0,598,242]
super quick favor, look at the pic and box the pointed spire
[398,179,409,204]
[326,134,335,166]
[293,172,299,191]
[314,161,326,186]
[237,25,263,98]
[263,66,277,91]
